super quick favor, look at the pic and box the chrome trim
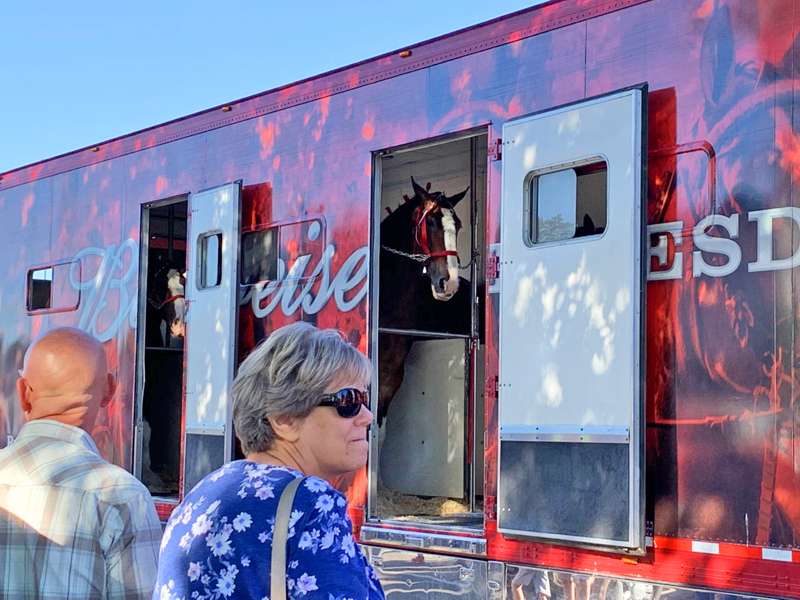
[505,564,777,600]
[370,517,484,536]
[468,136,489,516]
[225,181,242,464]
[151,495,180,505]
[377,327,472,339]
[362,548,776,600]
[185,427,226,436]
[500,424,630,443]
[381,127,487,157]
[487,561,505,600]
[364,546,488,600]
[132,205,150,481]
[498,525,635,550]
[367,151,383,522]
[360,526,486,555]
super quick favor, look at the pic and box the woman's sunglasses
[318,387,370,418]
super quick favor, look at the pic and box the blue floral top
[154,461,385,600]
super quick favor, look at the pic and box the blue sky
[0,1,540,174]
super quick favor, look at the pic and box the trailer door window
[26,261,80,312]
[198,232,223,289]
[240,219,324,285]
[529,160,607,244]
[241,228,277,284]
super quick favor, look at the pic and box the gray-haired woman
[155,322,384,600]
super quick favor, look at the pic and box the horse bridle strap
[157,294,185,309]
[413,206,459,260]
[427,250,459,259]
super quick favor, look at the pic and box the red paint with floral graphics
[1,0,799,597]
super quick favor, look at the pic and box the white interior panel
[380,339,465,497]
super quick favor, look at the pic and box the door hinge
[486,374,499,400]
[487,243,501,293]
[486,254,500,281]
[488,137,503,161]
[485,494,497,520]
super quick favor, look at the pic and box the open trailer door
[182,182,241,494]
[497,87,646,550]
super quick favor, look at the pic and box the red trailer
[2,0,799,597]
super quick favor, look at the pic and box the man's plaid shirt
[0,419,162,599]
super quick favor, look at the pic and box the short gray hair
[233,321,371,455]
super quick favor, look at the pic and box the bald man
[0,327,161,599]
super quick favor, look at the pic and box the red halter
[412,205,459,261]
[157,294,185,310]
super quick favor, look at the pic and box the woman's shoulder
[293,475,347,512]
[161,461,306,551]
[191,460,300,493]
[296,474,340,496]
[169,461,304,523]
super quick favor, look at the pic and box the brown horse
[378,177,472,425]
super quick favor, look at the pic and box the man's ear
[16,377,32,421]
[267,414,302,443]
[101,372,116,408]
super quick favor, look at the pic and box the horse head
[408,177,469,301]
[161,268,186,347]
[165,268,185,296]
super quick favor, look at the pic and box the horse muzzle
[431,276,459,301]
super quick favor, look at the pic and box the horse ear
[411,176,427,198]
[447,186,470,207]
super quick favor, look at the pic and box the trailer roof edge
[0,0,651,190]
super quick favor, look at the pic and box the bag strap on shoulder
[271,476,303,600]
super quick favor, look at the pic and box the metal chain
[383,244,480,271]
[381,245,430,263]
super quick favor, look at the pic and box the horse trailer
[2,0,799,597]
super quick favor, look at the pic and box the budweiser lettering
[648,207,800,280]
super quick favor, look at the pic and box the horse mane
[380,177,469,252]
[380,193,420,251]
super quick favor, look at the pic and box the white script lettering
[70,239,138,341]
[249,244,369,318]
[648,207,800,280]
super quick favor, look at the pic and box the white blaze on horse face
[433,208,460,300]
[166,269,184,296]
[165,268,186,345]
